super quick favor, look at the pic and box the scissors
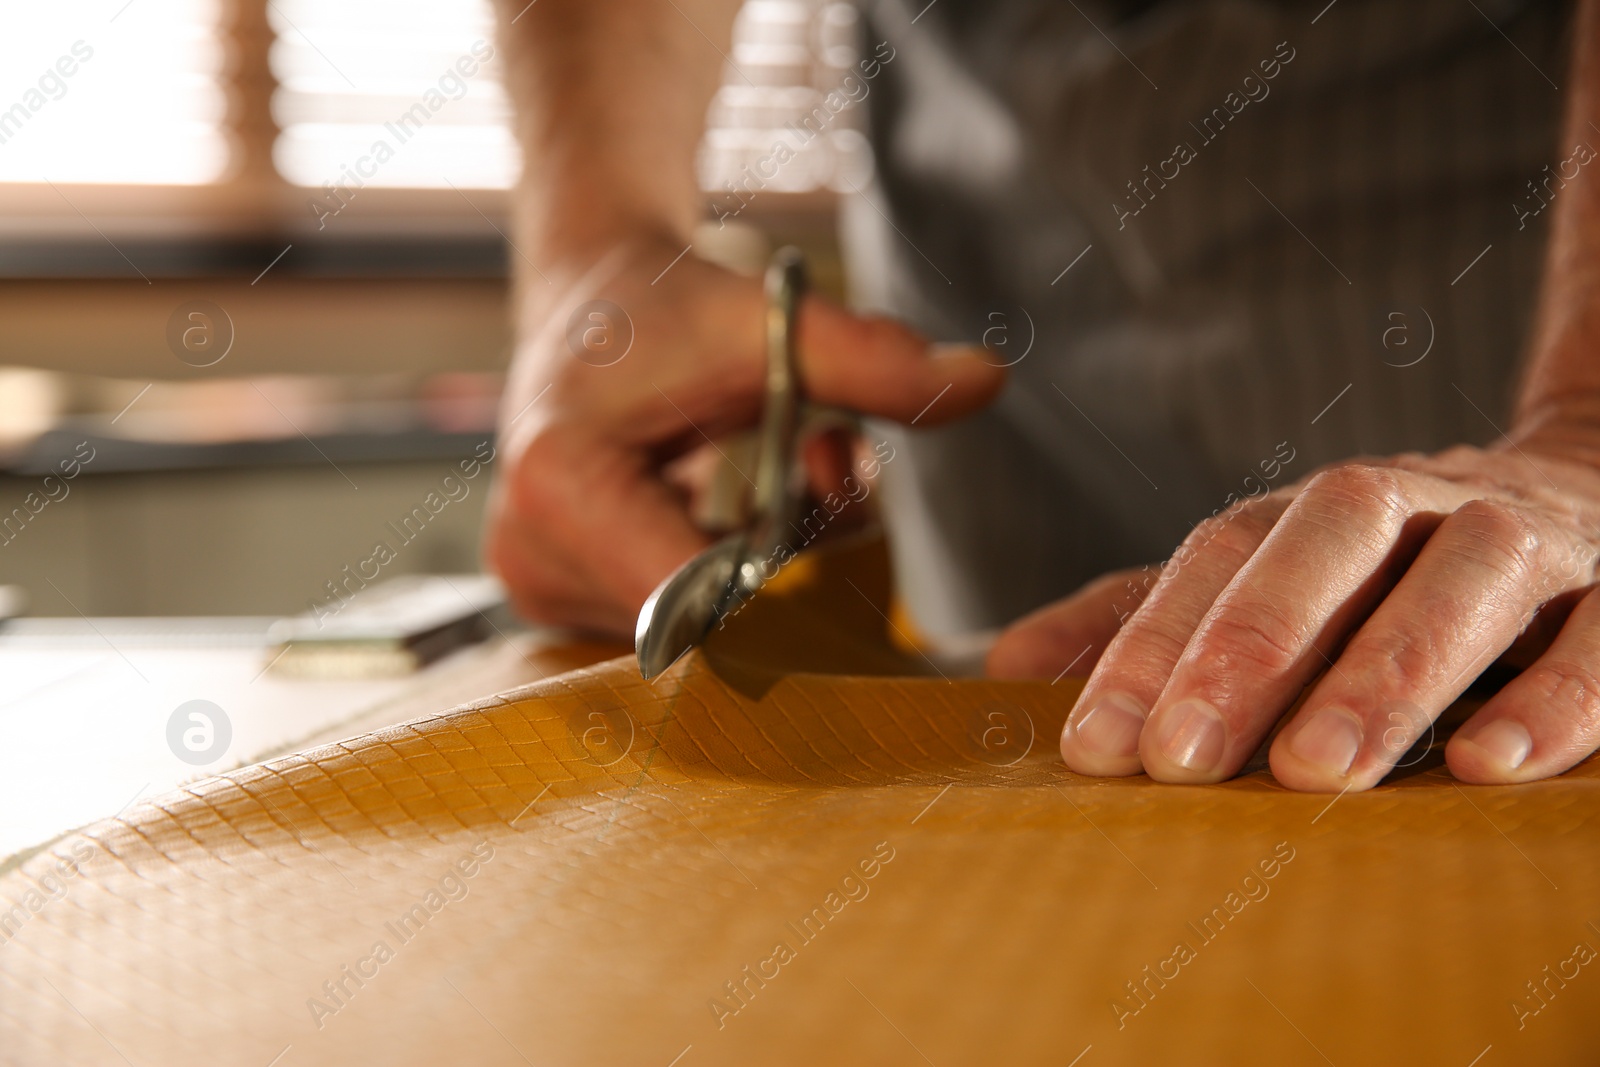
[635,246,808,679]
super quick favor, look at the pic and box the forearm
[1516,0,1600,453]
[490,0,739,269]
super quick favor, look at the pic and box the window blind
[0,0,229,185]
[0,0,854,224]
[268,0,518,191]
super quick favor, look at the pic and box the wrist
[511,194,687,305]
[511,142,699,278]
[1510,394,1600,469]
[506,221,691,345]
[522,202,686,270]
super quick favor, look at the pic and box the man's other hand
[990,446,1600,792]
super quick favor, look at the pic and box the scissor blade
[634,535,746,679]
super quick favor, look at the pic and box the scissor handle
[742,246,806,579]
[634,246,810,677]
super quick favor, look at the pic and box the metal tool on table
[635,247,808,679]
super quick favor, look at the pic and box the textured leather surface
[2,542,1598,1066]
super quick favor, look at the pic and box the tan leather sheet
[2,544,1597,1065]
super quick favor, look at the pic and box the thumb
[797,297,1006,425]
[987,566,1160,681]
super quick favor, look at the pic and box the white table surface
[0,618,582,866]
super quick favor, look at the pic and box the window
[0,0,862,214]
[0,0,854,410]
[0,0,228,186]
[268,0,518,192]
[699,0,871,200]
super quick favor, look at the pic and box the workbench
[1,543,1595,1065]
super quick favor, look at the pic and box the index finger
[1138,467,1444,784]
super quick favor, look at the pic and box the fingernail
[1471,719,1533,771]
[1071,691,1147,758]
[1289,706,1363,777]
[1154,698,1226,773]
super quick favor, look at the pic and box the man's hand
[989,444,1600,791]
[989,0,1600,793]
[486,234,1003,635]
[486,0,1003,636]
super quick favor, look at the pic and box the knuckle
[1198,600,1303,674]
[494,538,592,626]
[1521,659,1600,735]
[1343,628,1441,694]
[488,546,557,623]
[1386,450,1436,471]
[509,588,570,628]
[1179,506,1274,563]
[1180,515,1230,554]
[1112,612,1192,666]
[1303,464,1407,517]
[509,429,581,518]
[491,435,591,610]
[1390,638,1441,690]
[1442,499,1544,578]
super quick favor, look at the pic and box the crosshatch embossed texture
[1,541,1596,1065]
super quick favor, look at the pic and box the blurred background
[0,0,868,617]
